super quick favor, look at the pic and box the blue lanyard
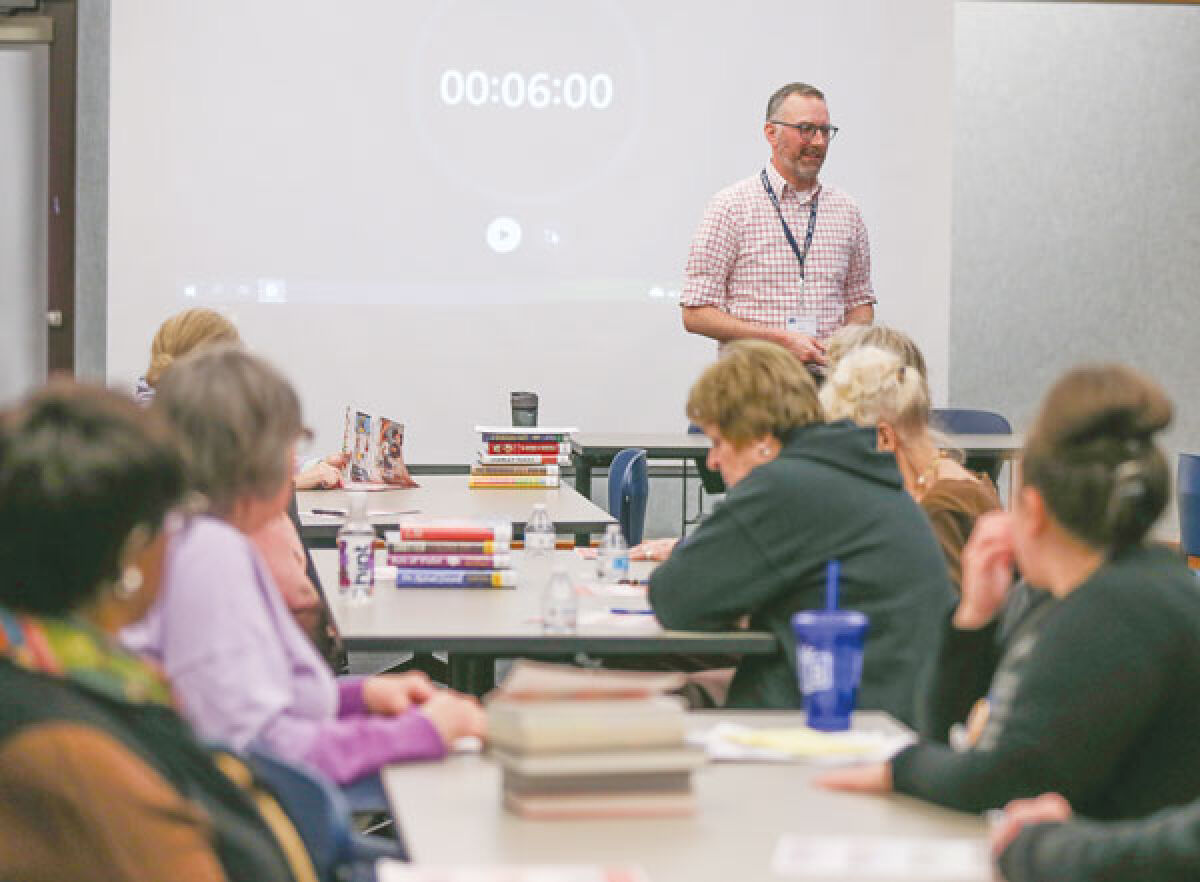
[761,169,820,278]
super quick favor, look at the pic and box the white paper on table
[577,609,662,632]
[686,722,915,765]
[771,835,991,880]
[378,863,649,882]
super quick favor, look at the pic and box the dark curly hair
[0,381,185,615]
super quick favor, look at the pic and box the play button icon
[486,216,522,254]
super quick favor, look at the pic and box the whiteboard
[107,0,953,462]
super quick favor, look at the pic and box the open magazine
[341,407,416,488]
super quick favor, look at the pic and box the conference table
[315,550,778,696]
[297,476,615,548]
[570,432,1023,500]
[380,710,989,882]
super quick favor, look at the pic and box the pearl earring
[759,446,772,457]
[115,566,144,599]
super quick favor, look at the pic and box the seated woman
[993,790,1200,881]
[139,305,346,665]
[138,306,372,490]
[820,364,1200,821]
[0,382,301,882]
[820,345,1001,590]
[647,341,953,721]
[122,345,485,786]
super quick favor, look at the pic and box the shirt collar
[764,162,820,204]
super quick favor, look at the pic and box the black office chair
[931,408,1012,485]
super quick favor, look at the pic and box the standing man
[681,83,875,366]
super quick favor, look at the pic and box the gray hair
[153,344,309,516]
[766,82,826,120]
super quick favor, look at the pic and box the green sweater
[648,421,953,720]
[894,546,1200,820]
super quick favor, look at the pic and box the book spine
[479,453,570,466]
[386,540,507,554]
[391,525,506,541]
[470,465,560,476]
[387,552,512,569]
[469,476,560,488]
[394,569,517,588]
[487,441,570,454]
[482,433,571,443]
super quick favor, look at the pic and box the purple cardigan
[121,516,445,783]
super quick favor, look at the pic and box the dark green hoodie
[649,420,953,720]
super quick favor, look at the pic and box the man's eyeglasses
[770,120,839,142]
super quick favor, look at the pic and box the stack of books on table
[385,520,516,589]
[487,662,705,819]
[470,426,577,488]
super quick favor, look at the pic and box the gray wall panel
[951,2,1200,537]
[75,0,110,381]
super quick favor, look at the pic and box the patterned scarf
[0,607,173,707]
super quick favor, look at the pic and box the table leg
[448,655,497,697]
[572,452,596,547]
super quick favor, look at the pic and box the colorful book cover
[389,522,513,542]
[386,553,512,569]
[376,416,406,481]
[482,432,572,443]
[346,408,373,482]
[470,464,560,476]
[394,568,517,588]
[487,441,571,454]
[479,453,570,466]
[386,539,509,555]
[469,475,560,488]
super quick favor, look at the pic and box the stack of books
[487,663,705,819]
[470,426,577,488]
[385,520,516,589]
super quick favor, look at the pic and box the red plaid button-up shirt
[681,164,875,341]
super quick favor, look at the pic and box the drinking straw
[825,559,840,611]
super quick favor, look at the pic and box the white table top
[297,476,615,543]
[382,710,988,882]
[316,550,777,657]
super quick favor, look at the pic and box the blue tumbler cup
[791,610,869,731]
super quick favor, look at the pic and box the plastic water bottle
[597,524,630,584]
[337,491,375,604]
[542,564,577,634]
[524,503,556,591]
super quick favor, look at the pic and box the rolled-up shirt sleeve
[842,208,876,311]
[681,194,740,308]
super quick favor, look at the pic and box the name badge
[787,316,818,337]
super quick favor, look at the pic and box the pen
[308,508,347,517]
[611,608,654,615]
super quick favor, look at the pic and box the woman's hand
[382,461,419,488]
[631,537,678,562]
[418,691,488,744]
[955,511,1016,630]
[814,762,894,794]
[990,792,1073,860]
[362,671,437,715]
[294,460,344,490]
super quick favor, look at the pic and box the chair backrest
[608,447,648,546]
[931,408,1012,435]
[931,409,1012,485]
[245,748,352,882]
[1178,454,1200,557]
